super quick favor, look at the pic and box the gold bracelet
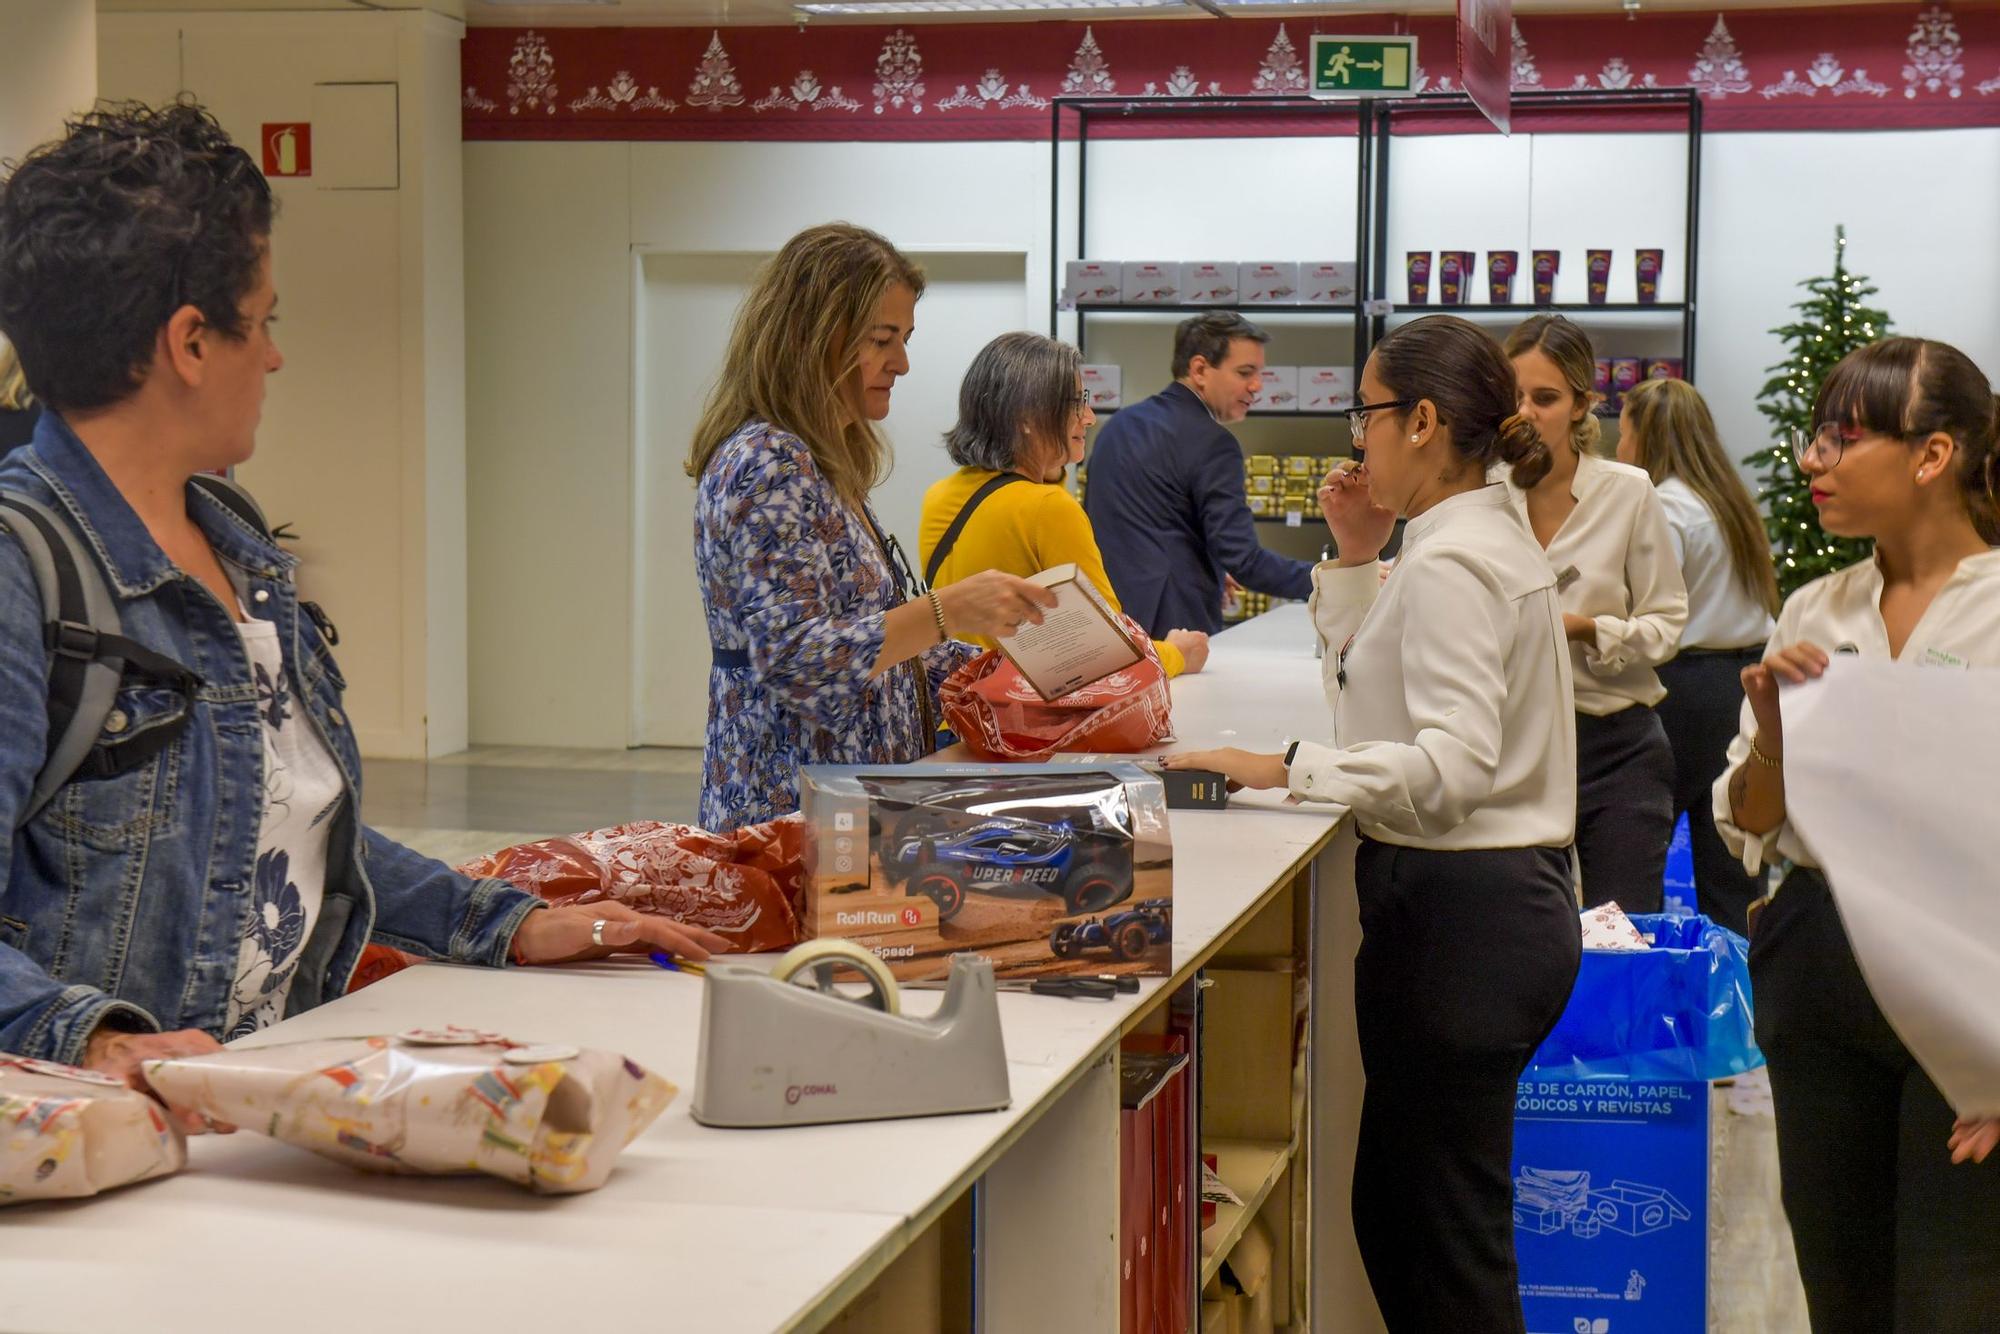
[927,589,948,644]
[1748,734,1784,768]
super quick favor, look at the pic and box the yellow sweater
[918,467,1186,677]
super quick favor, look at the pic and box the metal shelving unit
[1362,87,1703,379]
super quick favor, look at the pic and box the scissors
[1000,975,1141,1001]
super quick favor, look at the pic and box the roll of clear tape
[771,938,902,1016]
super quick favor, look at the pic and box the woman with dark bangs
[1715,336,2000,1331]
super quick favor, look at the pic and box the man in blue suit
[1084,313,1315,637]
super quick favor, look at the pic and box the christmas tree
[1749,226,1892,596]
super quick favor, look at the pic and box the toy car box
[798,763,1174,982]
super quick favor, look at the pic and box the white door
[632,248,1029,747]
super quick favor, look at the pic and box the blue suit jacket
[1083,382,1315,637]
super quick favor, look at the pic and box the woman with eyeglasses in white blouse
[1715,337,2000,1333]
[1506,316,1688,912]
[1167,315,1580,1334]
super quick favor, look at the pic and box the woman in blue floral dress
[689,224,1054,831]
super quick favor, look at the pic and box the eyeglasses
[1788,423,1892,471]
[1346,398,1417,438]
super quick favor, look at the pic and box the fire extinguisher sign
[261,123,311,178]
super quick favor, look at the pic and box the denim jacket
[0,414,541,1063]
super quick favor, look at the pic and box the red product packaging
[940,624,1171,761]
[458,817,807,954]
[1645,357,1684,380]
[1532,250,1560,305]
[1125,1035,1191,1333]
[1487,251,1519,304]
[1587,249,1613,305]
[1635,249,1665,305]
[1405,251,1432,304]
[1438,251,1474,306]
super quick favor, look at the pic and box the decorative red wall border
[463,5,2000,141]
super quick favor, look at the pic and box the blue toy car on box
[1049,899,1172,961]
[885,814,1131,922]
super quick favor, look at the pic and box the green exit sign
[1308,35,1418,98]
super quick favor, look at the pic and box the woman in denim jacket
[0,102,723,1128]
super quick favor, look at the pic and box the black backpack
[0,474,302,826]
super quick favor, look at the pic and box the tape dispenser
[690,939,1011,1128]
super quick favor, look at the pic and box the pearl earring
[1410,434,1420,442]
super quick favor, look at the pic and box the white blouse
[1713,549,2000,875]
[1507,452,1689,716]
[1656,477,1776,651]
[1287,484,1577,851]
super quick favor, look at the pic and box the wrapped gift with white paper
[1579,902,1651,952]
[1121,262,1179,306]
[1180,262,1239,306]
[1240,263,1299,305]
[1301,262,1358,306]
[145,1028,678,1194]
[1249,366,1297,414]
[1081,364,1123,410]
[1300,366,1356,412]
[1062,261,1121,308]
[0,1056,185,1205]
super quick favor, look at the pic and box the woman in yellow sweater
[921,333,1208,676]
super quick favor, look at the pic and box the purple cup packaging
[1586,250,1612,305]
[1406,252,1432,304]
[1532,250,1560,305]
[1487,251,1519,304]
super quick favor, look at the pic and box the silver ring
[591,918,608,947]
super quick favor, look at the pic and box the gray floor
[359,744,1810,1332]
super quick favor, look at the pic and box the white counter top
[0,605,1348,1334]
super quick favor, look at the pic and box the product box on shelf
[1635,249,1665,305]
[1082,364,1123,410]
[1063,260,1122,308]
[1283,454,1316,478]
[798,763,1174,982]
[1300,261,1358,306]
[1438,251,1475,306]
[1181,262,1240,306]
[1592,357,1613,405]
[1240,263,1299,305]
[1246,453,1279,477]
[1122,262,1180,306]
[1532,250,1560,305]
[1645,357,1684,381]
[1406,251,1432,304]
[1249,365,1297,413]
[1249,475,1275,495]
[1248,494,1273,517]
[1487,251,1519,304]
[1610,357,1644,407]
[1300,365,1356,412]
[1586,250,1613,305]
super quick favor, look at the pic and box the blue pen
[649,951,705,976]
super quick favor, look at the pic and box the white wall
[464,126,2000,751]
[97,9,469,759]
[0,0,95,168]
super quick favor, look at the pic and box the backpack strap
[0,492,129,825]
[924,473,1027,588]
[189,471,273,540]
[0,492,206,828]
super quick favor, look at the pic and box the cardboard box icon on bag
[1181,262,1239,306]
[1122,262,1180,306]
[1081,364,1123,410]
[1248,365,1297,413]
[1300,261,1358,306]
[1063,260,1122,308]
[1240,262,1299,305]
[1301,366,1356,412]
[798,763,1173,983]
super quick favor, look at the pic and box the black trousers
[1655,648,1766,936]
[1351,838,1582,1334]
[1574,704,1675,913]
[1752,868,2000,1333]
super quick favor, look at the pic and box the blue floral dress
[695,421,977,832]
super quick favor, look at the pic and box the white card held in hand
[996,564,1144,702]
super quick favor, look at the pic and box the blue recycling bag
[1527,913,1763,1082]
